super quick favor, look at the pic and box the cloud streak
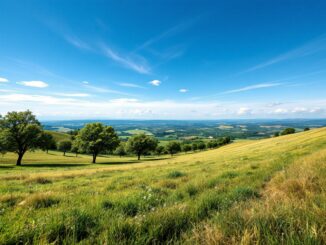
[134,18,198,52]
[64,35,92,50]
[222,83,282,94]
[116,82,146,89]
[83,84,133,96]
[246,35,326,72]
[102,45,150,74]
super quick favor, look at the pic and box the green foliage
[126,133,158,160]
[197,141,206,150]
[192,143,198,151]
[57,140,72,156]
[39,132,56,153]
[0,110,43,165]
[155,145,165,155]
[76,123,120,163]
[114,142,127,157]
[182,144,192,153]
[274,131,280,137]
[166,141,181,156]
[304,127,310,131]
[281,128,296,135]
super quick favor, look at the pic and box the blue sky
[1,0,326,119]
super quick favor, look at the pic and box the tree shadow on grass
[19,163,89,168]
[97,156,170,165]
[0,165,15,169]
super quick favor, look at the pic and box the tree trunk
[16,153,24,166]
[92,153,97,163]
[63,151,66,156]
[46,149,49,154]
[137,153,141,160]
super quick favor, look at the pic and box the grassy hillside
[46,130,71,142]
[0,128,325,244]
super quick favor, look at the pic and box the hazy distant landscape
[43,119,326,139]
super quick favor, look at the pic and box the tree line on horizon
[0,110,233,166]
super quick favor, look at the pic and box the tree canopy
[75,123,120,163]
[0,110,43,165]
[58,140,72,156]
[127,134,158,160]
[281,128,296,136]
[166,141,182,156]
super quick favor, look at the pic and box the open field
[1,128,326,244]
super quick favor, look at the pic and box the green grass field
[0,128,325,244]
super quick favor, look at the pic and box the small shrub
[167,170,185,178]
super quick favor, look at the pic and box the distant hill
[45,130,71,142]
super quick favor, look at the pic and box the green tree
[274,131,280,137]
[114,142,126,157]
[182,144,192,153]
[192,143,198,151]
[58,140,72,156]
[0,130,7,158]
[281,128,296,136]
[76,123,120,163]
[39,132,56,153]
[197,141,206,151]
[155,145,165,156]
[127,134,158,160]
[166,141,181,156]
[304,127,310,131]
[71,139,80,157]
[0,110,43,165]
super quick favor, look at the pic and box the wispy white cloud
[149,80,161,86]
[101,45,150,74]
[83,83,132,96]
[0,77,9,83]
[55,93,90,97]
[17,80,48,88]
[1,93,325,119]
[135,18,197,52]
[246,35,326,72]
[222,83,282,94]
[109,98,139,103]
[116,82,146,89]
[179,88,188,93]
[64,35,91,50]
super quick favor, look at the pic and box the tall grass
[0,128,325,244]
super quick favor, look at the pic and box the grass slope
[46,130,71,142]
[0,128,326,244]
